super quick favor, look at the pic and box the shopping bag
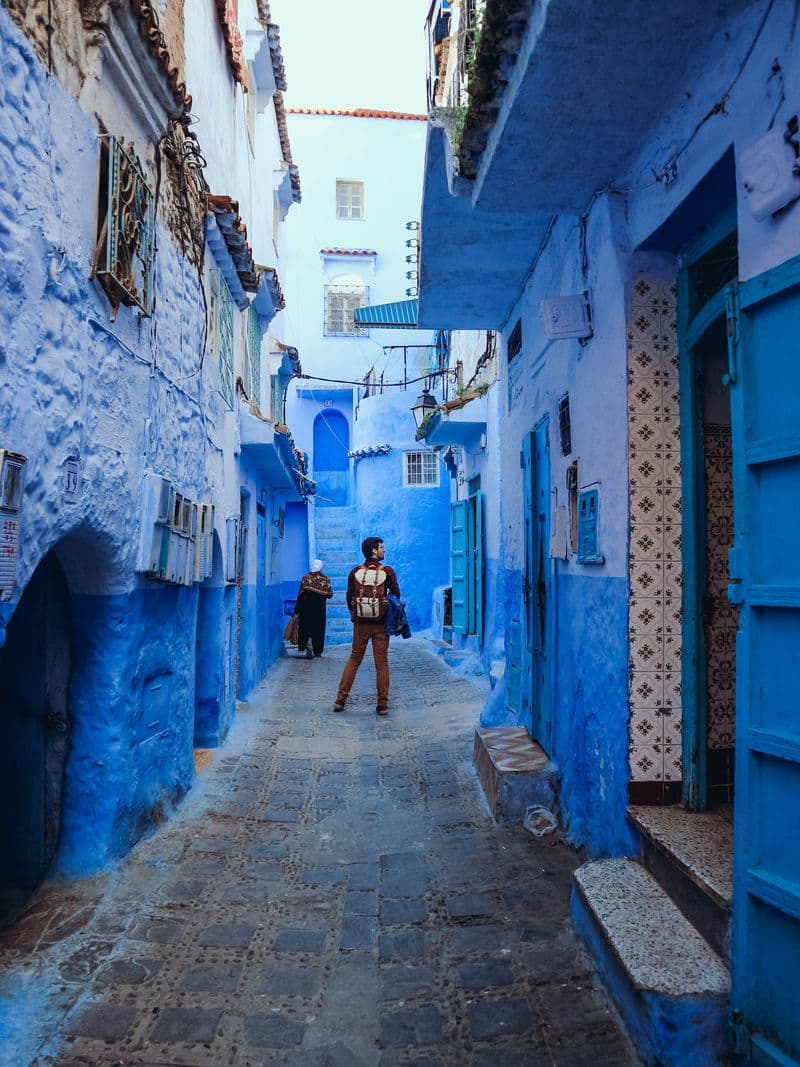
[284,614,299,645]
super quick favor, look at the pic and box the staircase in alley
[314,504,359,645]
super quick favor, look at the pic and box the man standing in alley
[334,537,400,716]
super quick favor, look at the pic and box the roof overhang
[419,0,754,329]
[253,266,285,323]
[420,392,488,450]
[418,124,551,329]
[240,406,306,495]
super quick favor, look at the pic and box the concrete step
[572,858,730,1067]
[473,726,556,822]
[628,805,732,961]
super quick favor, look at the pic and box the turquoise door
[472,491,484,644]
[451,494,483,641]
[523,421,552,752]
[450,499,468,634]
[728,258,800,1065]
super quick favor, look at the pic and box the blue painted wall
[553,576,635,856]
[58,586,197,876]
[0,9,302,889]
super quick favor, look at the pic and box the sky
[269,0,431,114]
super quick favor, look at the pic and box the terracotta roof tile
[214,0,248,87]
[207,194,260,292]
[320,248,378,256]
[130,0,192,113]
[274,92,301,202]
[286,108,427,121]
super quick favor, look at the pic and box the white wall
[281,113,434,384]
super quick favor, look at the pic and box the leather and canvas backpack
[352,563,388,621]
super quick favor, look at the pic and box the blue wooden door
[0,553,70,913]
[523,422,552,751]
[728,260,800,1065]
[450,499,469,635]
[532,420,552,751]
[256,502,267,673]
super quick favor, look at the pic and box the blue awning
[354,298,418,329]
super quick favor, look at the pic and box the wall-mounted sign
[64,456,81,499]
[0,450,26,602]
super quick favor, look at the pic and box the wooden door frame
[523,417,553,752]
[677,207,737,810]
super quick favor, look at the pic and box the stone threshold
[572,857,730,1067]
[628,803,732,961]
[628,804,733,910]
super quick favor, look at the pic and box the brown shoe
[376,706,389,716]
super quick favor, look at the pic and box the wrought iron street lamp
[411,386,437,430]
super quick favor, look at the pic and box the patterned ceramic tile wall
[703,425,737,751]
[627,273,683,791]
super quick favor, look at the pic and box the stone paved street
[0,639,640,1066]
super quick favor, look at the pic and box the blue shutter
[450,500,468,635]
[474,492,484,644]
[728,262,800,1066]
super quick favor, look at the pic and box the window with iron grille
[336,179,365,219]
[210,269,235,407]
[325,284,368,336]
[271,373,282,423]
[246,305,262,406]
[403,450,440,487]
[92,135,155,318]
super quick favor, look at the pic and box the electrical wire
[297,368,454,388]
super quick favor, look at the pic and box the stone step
[572,858,730,1067]
[315,530,357,543]
[472,726,556,822]
[314,552,355,567]
[313,512,358,532]
[628,805,732,961]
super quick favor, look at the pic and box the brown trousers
[336,621,390,707]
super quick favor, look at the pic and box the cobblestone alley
[1,640,640,1066]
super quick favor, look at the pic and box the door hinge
[729,1009,750,1057]
[727,582,745,605]
[728,546,744,582]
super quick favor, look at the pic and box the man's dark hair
[361,536,383,560]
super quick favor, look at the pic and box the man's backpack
[352,563,388,621]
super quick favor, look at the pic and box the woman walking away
[294,560,333,658]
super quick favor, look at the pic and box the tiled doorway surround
[627,261,684,803]
[627,260,738,805]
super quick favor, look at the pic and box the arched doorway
[0,552,71,920]
[313,410,350,506]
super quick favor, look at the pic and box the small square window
[336,180,365,219]
[403,451,440,488]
